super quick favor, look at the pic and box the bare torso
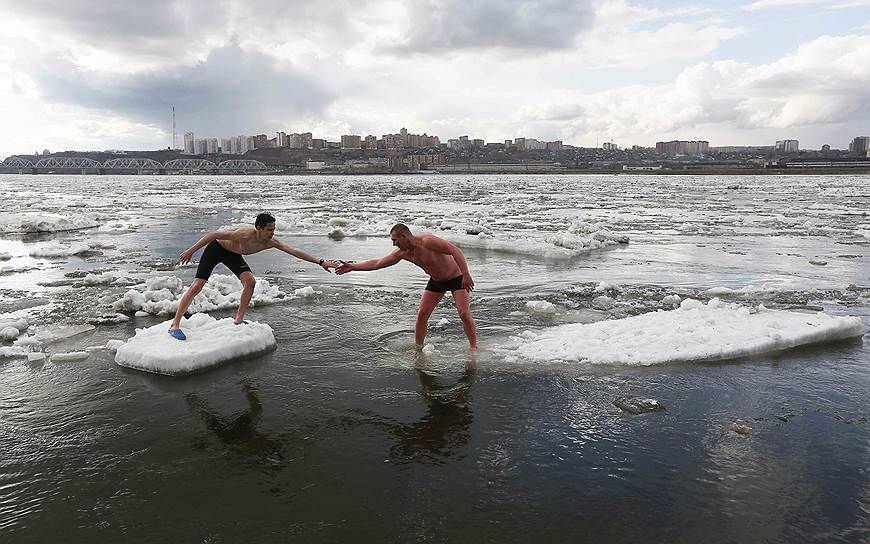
[400,236,461,280]
[216,229,274,255]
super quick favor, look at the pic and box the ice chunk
[29,242,91,258]
[0,346,28,359]
[14,324,95,347]
[114,314,276,376]
[526,300,557,314]
[294,286,317,298]
[0,317,28,332]
[82,272,116,285]
[27,352,46,363]
[0,212,99,234]
[592,295,615,310]
[50,351,90,362]
[0,327,20,341]
[0,252,11,261]
[613,397,665,414]
[327,227,345,240]
[661,295,682,306]
[105,340,125,352]
[501,299,865,366]
[111,274,284,315]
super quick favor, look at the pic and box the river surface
[1,173,869,543]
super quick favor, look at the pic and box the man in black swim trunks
[335,223,477,351]
[168,213,338,340]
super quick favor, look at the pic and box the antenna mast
[171,106,178,150]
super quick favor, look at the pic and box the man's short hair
[255,213,276,229]
[390,223,412,236]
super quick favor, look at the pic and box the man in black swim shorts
[336,224,477,351]
[167,213,338,340]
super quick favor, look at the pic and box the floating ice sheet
[0,212,99,234]
[114,314,276,376]
[500,298,865,366]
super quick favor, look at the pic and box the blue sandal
[168,328,187,341]
[234,320,249,325]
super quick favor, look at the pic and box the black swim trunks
[425,274,464,293]
[195,240,252,280]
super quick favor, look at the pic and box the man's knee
[190,279,207,293]
[241,275,256,289]
[458,307,474,323]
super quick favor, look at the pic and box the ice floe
[526,300,558,314]
[500,298,865,365]
[112,274,284,316]
[50,351,90,362]
[0,212,99,234]
[14,324,95,348]
[114,314,276,376]
[29,241,92,258]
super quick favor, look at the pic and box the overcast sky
[1,0,869,156]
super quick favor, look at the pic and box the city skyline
[1,0,869,157]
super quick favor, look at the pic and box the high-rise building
[194,139,207,155]
[341,135,362,149]
[821,144,831,153]
[183,132,195,154]
[849,136,869,155]
[206,138,218,154]
[656,140,709,156]
[363,135,378,149]
[602,142,618,151]
[253,134,268,149]
[775,139,799,153]
[276,132,287,148]
[221,138,232,154]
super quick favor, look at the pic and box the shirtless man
[336,223,477,351]
[168,213,337,340]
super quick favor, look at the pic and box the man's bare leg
[452,288,478,351]
[235,271,256,323]
[415,290,444,347]
[170,278,207,329]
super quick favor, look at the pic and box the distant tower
[171,106,178,150]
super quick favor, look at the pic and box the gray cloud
[387,0,596,54]
[21,42,334,136]
[0,0,231,56]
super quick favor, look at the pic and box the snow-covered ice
[50,351,90,362]
[14,324,95,347]
[526,300,558,314]
[114,314,276,376]
[500,298,865,366]
[29,241,91,258]
[112,274,284,315]
[0,212,99,234]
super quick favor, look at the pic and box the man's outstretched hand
[179,248,195,265]
[320,260,340,273]
[335,261,355,275]
[462,274,475,291]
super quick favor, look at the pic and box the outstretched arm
[179,228,251,264]
[420,236,474,290]
[335,250,402,274]
[272,239,337,272]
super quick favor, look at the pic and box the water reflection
[388,355,476,463]
[186,382,284,467]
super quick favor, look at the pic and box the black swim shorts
[425,274,464,293]
[195,240,252,280]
